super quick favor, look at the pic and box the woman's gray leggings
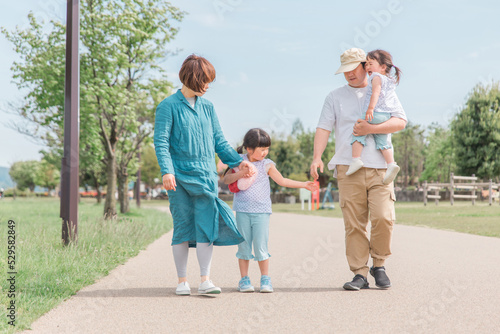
[172,242,213,278]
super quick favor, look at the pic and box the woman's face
[194,83,210,96]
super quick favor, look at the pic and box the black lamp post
[60,0,80,245]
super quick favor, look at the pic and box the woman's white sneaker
[198,280,221,294]
[176,282,191,295]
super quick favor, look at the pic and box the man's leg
[366,168,394,267]
[366,168,394,288]
[336,165,370,277]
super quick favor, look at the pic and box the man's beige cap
[335,48,367,75]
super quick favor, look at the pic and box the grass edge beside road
[0,198,172,333]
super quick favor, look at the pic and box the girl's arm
[365,75,382,121]
[223,169,247,184]
[268,165,316,191]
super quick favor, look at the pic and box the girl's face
[365,57,387,76]
[246,147,269,162]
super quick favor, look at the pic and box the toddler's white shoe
[198,280,221,294]
[346,159,364,176]
[176,282,191,296]
[383,163,400,185]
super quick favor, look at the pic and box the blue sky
[1,0,499,168]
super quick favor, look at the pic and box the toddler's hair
[179,54,216,93]
[367,50,402,84]
[236,128,272,153]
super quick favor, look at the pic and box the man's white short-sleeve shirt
[317,84,407,175]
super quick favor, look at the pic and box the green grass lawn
[0,197,172,333]
[271,201,500,238]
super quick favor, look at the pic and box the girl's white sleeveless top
[364,72,404,115]
[232,154,275,214]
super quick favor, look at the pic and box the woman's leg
[172,242,189,283]
[196,242,213,282]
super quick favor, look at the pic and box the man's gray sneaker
[370,266,391,289]
[343,274,369,291]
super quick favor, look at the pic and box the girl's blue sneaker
[237,276,255,292]
[260,275,273,293]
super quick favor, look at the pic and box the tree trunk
[104,154,117,218]
[93,177,102,204]
[118,167,129,214]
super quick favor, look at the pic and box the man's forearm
[313,128,331,159]
[373,117,406,134]
[354,117,406,136]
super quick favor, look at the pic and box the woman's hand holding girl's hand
[304,181,318,192]
[238,161,256,178]
[162,173,176,191]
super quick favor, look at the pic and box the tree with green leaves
[140,144,161,189]
[9,160,39,192]
[2,0,184,216]
[420,123,456,183]
[450,82,500,181]
[392,122,425,188]
[265,119,335,191]
[35,160,60,191]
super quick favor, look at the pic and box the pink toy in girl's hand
[234,164,258,190]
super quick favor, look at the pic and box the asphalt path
[23,210,500,333]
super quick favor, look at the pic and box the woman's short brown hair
[179,54,216,93]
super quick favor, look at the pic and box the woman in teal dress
[154,55,252,295]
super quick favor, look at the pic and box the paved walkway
[24,211,500,333]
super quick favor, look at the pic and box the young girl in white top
[223,128,316,293]
[346,49,405,185]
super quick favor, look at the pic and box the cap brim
[335,62,362,75]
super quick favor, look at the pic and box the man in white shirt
[310,48,407,290]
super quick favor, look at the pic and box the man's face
[343,64,367,88]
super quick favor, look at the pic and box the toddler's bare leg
[380,148,395,164]
[352,141,363,158]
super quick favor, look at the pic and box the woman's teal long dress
[154,90,244,247]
